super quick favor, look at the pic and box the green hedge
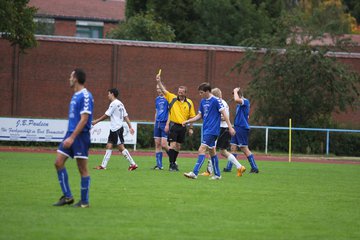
[249,128,360,156]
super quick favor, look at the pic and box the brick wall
[1,37,359,128]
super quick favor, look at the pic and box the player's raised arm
[156,74,168,95]
[233,87,244,104]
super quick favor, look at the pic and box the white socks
[122,149,136,165]
[101,149,112,168]
[228,154,242,169]
[207,159,213,174]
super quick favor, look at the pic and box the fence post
[265,127,269,154]
[326,130,330,155]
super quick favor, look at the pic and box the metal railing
[137,122,360,155]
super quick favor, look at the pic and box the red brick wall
[0,40,14,115]
[103,23,117,38]
[54,20,76,36]
[1,37,359,128]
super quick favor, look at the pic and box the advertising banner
[0,117,137,144]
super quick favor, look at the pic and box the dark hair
[73,68,86,84]
[198,82,211,92]
[108,88,119,98]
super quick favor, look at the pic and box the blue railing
[137,122,360,155]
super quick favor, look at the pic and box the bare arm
[233,87,244,104]
[220,109,235,136]
[63,114,89,148]
[124,116,135,135]
[92,114,108,125]
[182,113,202,126]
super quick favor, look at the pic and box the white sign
[90,121,137,144]
[0,117,137,144]
[0,117,67,142]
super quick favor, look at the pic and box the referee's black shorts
[216,127,231,150]
[168,122,187,144]
[107,127,124,145]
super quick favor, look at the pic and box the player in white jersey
[92,88,138,171]
[200,88,246,177]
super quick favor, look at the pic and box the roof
[29,0,125,22]
[34,35,360,59]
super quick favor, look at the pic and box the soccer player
[153,84,169,170]
[53,68,94,208]
[183,83,235,180]
[156,74,196,171]
[225,87,259,173]
[92,88,138,171]
[201,88,246,177]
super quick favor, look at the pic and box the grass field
[0,151,359,240]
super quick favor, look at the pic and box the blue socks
[193,154,206,175]
[81,176,90,204]
[211,155,220,177]
[247,154,258,170]
[156,152,163,168]
[57,168,72,198]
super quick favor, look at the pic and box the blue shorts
[230,127,249,147]
[154,121,168,139]
[57,131,91,159]
[201,134,218,148]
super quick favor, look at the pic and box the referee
[156,73,196,171]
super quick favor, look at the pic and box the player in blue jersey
[53,68,94,208]
[200,88,246,177]
[153,84,169,170]
[226,87,259,173]
[183,83,235,180]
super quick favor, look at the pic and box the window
[34,18,55,35]
[76,21,104,38]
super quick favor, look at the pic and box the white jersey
[220,99,230,128]
[105,99,128,131]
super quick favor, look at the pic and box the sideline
[0,146,359,165]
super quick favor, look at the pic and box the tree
[192,0,272,46]
[0,0,37,51]
[234,7,360,128]
[107,13,175,42]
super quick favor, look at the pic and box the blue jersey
[68,88,94,132]
[234,98,250,129]
[155,96,169,122]
[199,96,224,136]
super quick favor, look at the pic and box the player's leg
[154,137,163,169]
[239,128,259,173]
[153,121,163,169]
[96,143,113,170]
[240,146,259,173]
[194,144,207,175]
[119,143,138,171]
[53,134,74,206]
[72,132,91,208]
[117,127,138,171]
[221,149,246,177]
[74,157,90,208]
[209,145,221,180]
[95,130,116,170]
[53,151,74,206]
